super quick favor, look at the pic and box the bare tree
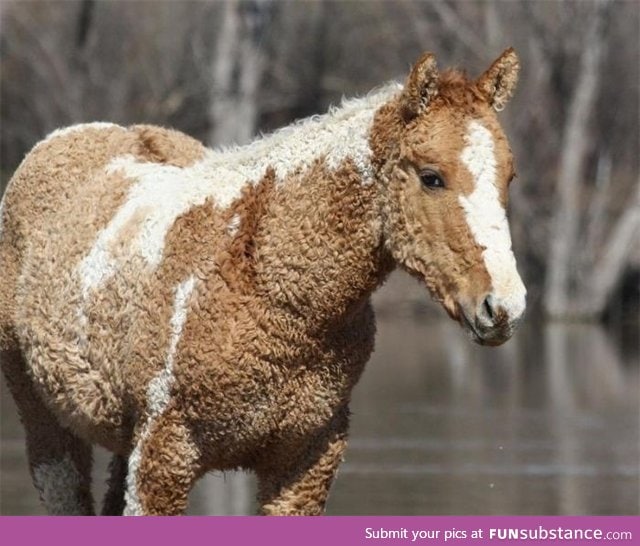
[543,0,638,318]
[544,1,610,317]
[578,180,640,316]
[208,0,273,147]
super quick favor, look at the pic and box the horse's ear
[476,48,520,112]
[401,53,439,121]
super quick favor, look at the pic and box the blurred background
[0,0,638,515]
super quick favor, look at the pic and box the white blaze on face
[458,121,526,319]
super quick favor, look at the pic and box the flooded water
[1,298,638,515]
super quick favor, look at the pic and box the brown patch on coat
[1,125,127,349]
[114,194,226,414]
[134,413,201,515]
[120,155,384,480]
[258,407,349,515]
[131,125,207,167]
[253,157,385,325]
[218,168,277,294]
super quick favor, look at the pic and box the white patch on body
[458,121,526,319]
[33,455,86,515]
[219,82,401,183]
[75,307,89,349]
[41,122,119,145]
[227,213,241,236]
[77,84,401,295]
[124,276,196,516]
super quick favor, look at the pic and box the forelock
[433,69,487,112]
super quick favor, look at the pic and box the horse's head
[375,49,526,346]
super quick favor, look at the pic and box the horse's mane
[214,82,403,157]
[204,82,403,181]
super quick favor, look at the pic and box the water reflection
[328,316,639,515]
[1,312,638,515]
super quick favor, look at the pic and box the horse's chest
[181,333,369,465]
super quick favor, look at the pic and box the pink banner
[0,516,637,546]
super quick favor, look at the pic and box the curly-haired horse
[0,49,525,515]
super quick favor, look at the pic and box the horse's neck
[253,156,394,328]
[220,84,402,324]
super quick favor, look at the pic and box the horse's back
[4,122,206,235]
[1,123,206,313]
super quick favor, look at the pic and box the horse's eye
[419,171,445,189]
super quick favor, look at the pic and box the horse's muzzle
[459,291,526,346]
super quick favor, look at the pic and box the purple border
[1,516,638,546]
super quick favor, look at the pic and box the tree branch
[581,180,640,316]
[543,0,610,317]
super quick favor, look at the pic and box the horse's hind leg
[101,454,127,515]
[1,349,94,515]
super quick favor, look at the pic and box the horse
[0,49,526,515]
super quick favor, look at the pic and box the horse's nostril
[483,296,495,321]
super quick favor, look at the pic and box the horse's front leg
[257,410,349,515]
[124,411,202,516]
